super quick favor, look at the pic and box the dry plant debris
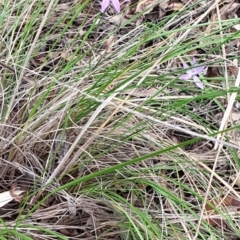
[0,0,240,239]
[0,185,24,208]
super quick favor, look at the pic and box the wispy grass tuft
[1,0,240,239]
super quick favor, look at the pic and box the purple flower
[101,0,129,13]
[180,58,206,89]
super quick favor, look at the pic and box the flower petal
[192,66,205,75]
[192,58,196,65]
[180,73,191,80]
[182,61,189,69]
[111,0,121,12]
[101,0,111,12]
[186,69,193,76]
[193,75,204,89]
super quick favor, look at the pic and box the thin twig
[0,61,34,85]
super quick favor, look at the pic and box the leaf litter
[1,0,240,239]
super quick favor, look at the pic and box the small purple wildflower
[180,58,206,89]
[101,0,129,13]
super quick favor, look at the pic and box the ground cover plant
[1,0,240,239]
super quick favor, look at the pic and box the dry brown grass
[1,0,240,239]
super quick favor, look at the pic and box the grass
[1,0,240,239]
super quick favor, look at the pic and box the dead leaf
[49,52,61,59]
[66,194,76,219]
[61,50,74,61]
[135,0,157,15]
[206,66,221,78]
[104,35,116,54]
[55,3,70,11]
[167,2,183,11]
[206,195,240,227]
[230,175,240,186]
[228,65,239,77]
[159,0,170,12]
[125,87,158,97]
[230,112,240,122]
[220,3,240,17]
[109,14,127,25]
[0,189,25,207]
